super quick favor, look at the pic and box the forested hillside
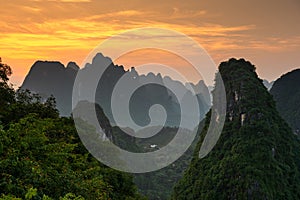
[172,58,300,199]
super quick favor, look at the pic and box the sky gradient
[1,0,300,86]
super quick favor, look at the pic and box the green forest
[0,60,146,199]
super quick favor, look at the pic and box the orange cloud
[1,0,300,86]
[30,0,91,2]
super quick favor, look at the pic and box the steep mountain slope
[172,58,300,199]
[270,69,300,134]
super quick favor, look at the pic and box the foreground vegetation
[0,59,145,199]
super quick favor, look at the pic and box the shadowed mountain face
[22,61,79,116]
[270,69,300,134]
[21,53,211,130]
[172,58,300,199]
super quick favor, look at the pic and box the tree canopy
[0,59,146,200]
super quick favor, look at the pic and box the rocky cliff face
[172,58,300,199]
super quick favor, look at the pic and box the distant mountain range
[270,68,300,134]
[21,53,211,130]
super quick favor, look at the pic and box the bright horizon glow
[1,0,300,86]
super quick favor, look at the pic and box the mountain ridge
[21,53,211,130]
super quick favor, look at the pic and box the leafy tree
[0,58,12,83]
[0,58,14,121]
[0,114,145,199]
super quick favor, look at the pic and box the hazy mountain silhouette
[22,53,211,130]
[270,68,300,134]
[22,61,79,116]
[172,58,300,199]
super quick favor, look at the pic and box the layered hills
[22,53,211,130]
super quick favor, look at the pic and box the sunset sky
[1,0,300,86]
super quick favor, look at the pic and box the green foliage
[59,193,84,200]
[0,188,83,200]
[0,195,22,200]
[0,58,12,83]
[0,60,145,200]
[0,114,144,199]
[24,188,37,200]
[172,58,300,199]
[2,89,59,125]
[0,58,15,121]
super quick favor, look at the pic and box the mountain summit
[172,58,300,199]
[21,61,79,116]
